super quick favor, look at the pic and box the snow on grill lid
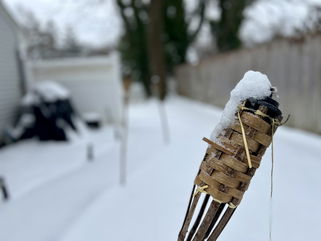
[34,81,70,101]
[210,70,272,141]
[22,81,70,105]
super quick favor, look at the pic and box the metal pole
[158,100,170,144]
[119,91,129,185]
[87,142,94,162]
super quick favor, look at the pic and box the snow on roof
[0,0,20,31]
[210,70,272,141]
[28,54,117,69]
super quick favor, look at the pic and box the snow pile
[210,70,272,140]
[23,81,69,105]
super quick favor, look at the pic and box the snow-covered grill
[178,71,283,241]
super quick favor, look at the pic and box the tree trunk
[148,0,167,100]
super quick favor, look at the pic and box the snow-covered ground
[0,96,320,241]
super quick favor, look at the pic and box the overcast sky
[3,0,321,48]
[3,0,122,48]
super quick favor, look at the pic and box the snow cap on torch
[211,70,273,141]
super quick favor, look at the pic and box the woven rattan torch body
[178,95,283,241]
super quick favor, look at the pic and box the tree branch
[116,0,133,34]
[131,0,143,29]
[188,0,208,43]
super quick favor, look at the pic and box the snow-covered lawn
[0,96,320,241]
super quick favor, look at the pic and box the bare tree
[116,0,208,99]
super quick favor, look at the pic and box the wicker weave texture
[194,107,275,206]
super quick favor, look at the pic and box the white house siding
[0,6,21,139]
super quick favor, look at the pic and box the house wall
[0,5,21,139]
[27,53,123,124]
[176,34,321,134]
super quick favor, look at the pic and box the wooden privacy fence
[176,34,321,134]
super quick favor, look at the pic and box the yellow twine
[195,104,286,213]
[269,121,276,241]
[239,105,288,127]
[239,104,281,241]
[193,185,209,197]
[228,202,237,209]
[193,185,238,209]
[239,103,285,241]
[237,111,252,168]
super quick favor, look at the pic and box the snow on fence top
[210,70,272,141]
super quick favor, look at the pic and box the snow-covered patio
[0,96,320,241]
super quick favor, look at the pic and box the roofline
[0,0,21,31]
[28,53,119,69]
